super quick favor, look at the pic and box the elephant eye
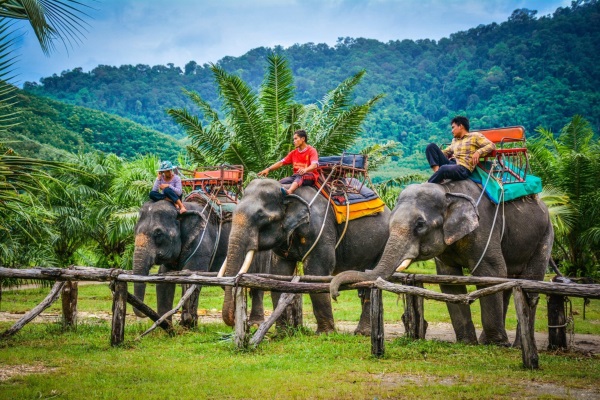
[414,218,427,235]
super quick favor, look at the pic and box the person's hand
[297,168,306,175]
[258,168,270,177]
[471,151,481,165]
[159,183,169,190]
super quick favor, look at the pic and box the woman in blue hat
[149,161,187,213]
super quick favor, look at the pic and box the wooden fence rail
[1,266,599,369]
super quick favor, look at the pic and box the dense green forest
[2,91,184,160]
[23,0,600,170]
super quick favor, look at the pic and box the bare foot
[179,206,187,214]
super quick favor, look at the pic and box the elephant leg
[354,289,371,336]
[436,259,478,344]
[156,282,176,319]
[478,289,509,346]
[181,284,201,328]
[271,257,303,331]
[249,289,265,326]
[310,292,335,334]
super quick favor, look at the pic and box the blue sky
[18,0,570,86]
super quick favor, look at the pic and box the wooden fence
[1,266,599,369]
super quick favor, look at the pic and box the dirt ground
[1,309,599,356]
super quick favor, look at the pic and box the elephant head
[132,200,207,316]
[221,179,310,326]
[330,183,479,299]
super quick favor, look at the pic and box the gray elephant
[132,200,266,326]
[331,180,553,346]
[221,178,391,334]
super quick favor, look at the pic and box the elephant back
[185,190,236,223]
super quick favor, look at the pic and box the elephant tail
[330,270,373,301]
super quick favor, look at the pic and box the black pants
[425,143,471,184]
[149,187,180,203]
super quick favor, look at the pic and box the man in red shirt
[258,130,319,194]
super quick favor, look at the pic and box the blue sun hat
[157,160,174,172]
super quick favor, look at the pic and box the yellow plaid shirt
[442,132,495,171]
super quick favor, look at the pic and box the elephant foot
[354,319,371,336]
[353,327,371,336]
[315,320,336,335]
[479,331,509,347]
[315,327,336,335]
[248,316,265,327]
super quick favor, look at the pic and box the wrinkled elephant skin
[132,200,230,320]
[221,178,391,335]
[331,180,553,346]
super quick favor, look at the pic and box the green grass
[0,270,599,399]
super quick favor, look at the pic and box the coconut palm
[528,115,600,277]
[0,1,90,268]
[167,53,384,179]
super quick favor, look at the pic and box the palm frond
[167,107,227,165]
[360,140,402,172]
[0,0,91,55]
[320,69,366,119]
[260,53,295,149]
[210,63,267,169]
[313,94,384,156]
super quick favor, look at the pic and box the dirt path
[1,309,598,355]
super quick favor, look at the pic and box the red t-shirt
[281,145,319,180]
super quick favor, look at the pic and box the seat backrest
[475,126,525,145]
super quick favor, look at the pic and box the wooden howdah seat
[179,164,244,206]
[475,126,529,184]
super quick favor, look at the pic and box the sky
[17,0,571,86]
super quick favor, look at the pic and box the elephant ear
[282,194,310,240]
[443,192,479,245]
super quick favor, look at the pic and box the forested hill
[24,1,600,159]
[2,91,184,160]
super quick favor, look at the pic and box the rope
[182,202,212,268]
[309,165,338,207]
[302,196,331,263]
[335,191,350,249]
[471,182,505,275]
[209,203,224,269]
[475,159,498,206]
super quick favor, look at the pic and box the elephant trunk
[132,235,154,317]
[222,220,257,326]
[330,231,416,300]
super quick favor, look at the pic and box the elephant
[132,199,267,326]
[330,180,554,346]
[221,178,391,335]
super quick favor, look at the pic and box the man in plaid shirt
[425,116,495,184]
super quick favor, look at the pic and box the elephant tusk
[237,250,255,275]
[217,257,227,277]
[396,259,412,272]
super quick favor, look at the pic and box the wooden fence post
[181,284,200,328]
[547,293,568,350]
[234,286,249,349]
[111,281,128,346]
[370,287,385,358]
[61,281,78,328]
[513,286,538,369]
[401,281,428,339]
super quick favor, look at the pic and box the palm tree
[167,53,384,178]
[0,1,90,267]
[528,115,600,277]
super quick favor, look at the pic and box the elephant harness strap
[441,181,507,275]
